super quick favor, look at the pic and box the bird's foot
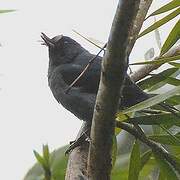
[65,129,90,155]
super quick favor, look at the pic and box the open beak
[41,32,55,47]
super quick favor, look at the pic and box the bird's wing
[60,63,101,94]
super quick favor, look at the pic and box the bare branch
[65,144,89,180]
[65,0,154,179]
[87,1,142,179]
[65,122,89,180]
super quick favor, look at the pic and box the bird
[41,33,178,151]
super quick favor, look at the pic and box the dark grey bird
[41,33,178,151]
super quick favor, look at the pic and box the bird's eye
[64,41,68,44]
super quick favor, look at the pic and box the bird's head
[41,33,84,66]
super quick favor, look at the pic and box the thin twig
[116,121,180,174]
[72,29,103,50]
[65,43,107,93]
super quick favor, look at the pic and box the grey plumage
[41,33,149,122]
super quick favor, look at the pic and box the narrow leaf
[169,62,180,68]
[33,150,47,168]
[43,144,50,167]
[166,77,180,86]
[131,54,180,65]
[0,9,16,14]
[149,134,180,146]
[158,171,165,180]
[154,153,178,180]
[146,0,180,19]
[139,7,180,38]
[137,68,179,90]
[161,20,180,55]
[128,140,141,180]
[140,150,152,170]
[148,69,180,92]
[124,113,180,126]
[164,95,180,105]
[122,86,180,114]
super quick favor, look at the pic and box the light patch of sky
[0,0,176,179]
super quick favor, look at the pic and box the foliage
[0,9,16,14]
[24,146,68,180]
[24,1,180,179]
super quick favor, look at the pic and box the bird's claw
[65,130,90,155]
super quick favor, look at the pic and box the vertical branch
[87,1,142,179]
[65,1,153,179]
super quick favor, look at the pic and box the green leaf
[43,144,50,167]
[128,140,141,180]
[149,134,180,146]
[131,54,180,65]
[158,170,166,180]
[161,20,180,55]
[148,70,180,92]
[33,150,47,169]
[146,0,180,19]
[139,157,157,179]
[166,77,180,86]
[137,68,179,90]
[125,113,180,126]
[24,146,68,180]
[122,86,180,114]
[154,153,178,180]
[171,155,180,167]
[164,95,180,105]
[140,150,152,170]
[169,62,180,68]
[139,7,180,38]
[160,125,180,144]
[0,9,16,14]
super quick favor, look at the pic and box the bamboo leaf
[33,150,47,169]
[137,68,179,90]
[128,140,141,180]
[122,86,180,114]
[131,54,180,65]
[154,153,178,180]
[124,113,180,126]
[139,7,180,38]
[149,134,180,146]
[0,9,16,14]
[148,68,180,91]
[166,77,180,86]
[24,146,68,180]
[43,144,50,167]
[140,150,152,170]
[169,62,180,68]
[146,0,180,19]
[164,95,180,105]
[161,20,180,55]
